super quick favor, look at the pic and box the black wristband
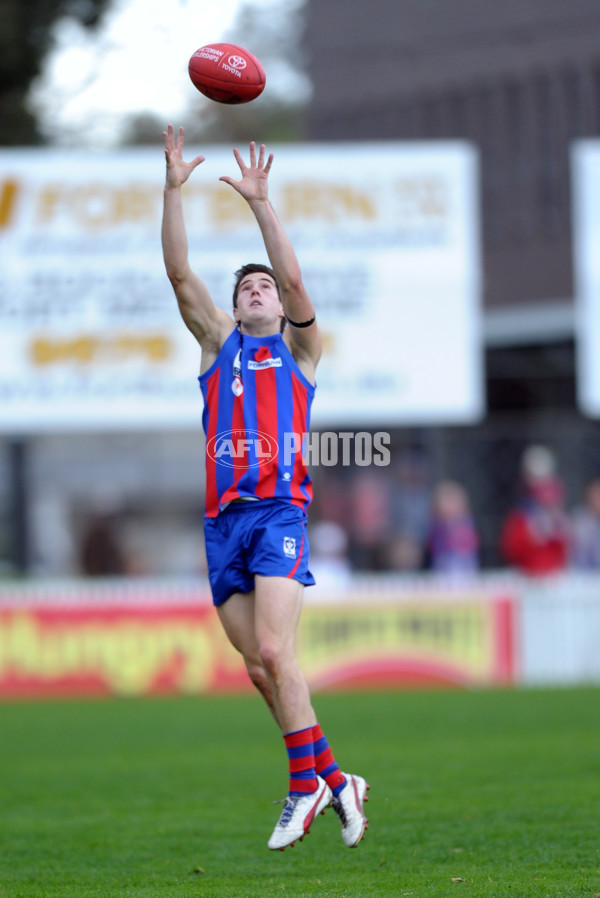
[286,315,316,328]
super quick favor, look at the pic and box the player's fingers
[232,147,245,171]
[249,141,256,167]
[264,152,274,174]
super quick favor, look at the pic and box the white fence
[515,574,600,685]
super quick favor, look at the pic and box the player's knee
[246,659,269,691]
[257,640,286,679]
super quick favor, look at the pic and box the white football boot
[330,773,370,847]
[268,776,332,850]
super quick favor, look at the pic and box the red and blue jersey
[198,329,315,518]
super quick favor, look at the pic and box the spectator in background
[385,534,423,572]
[500,445,570,576]
[79,508,125,577]
[387,450,430,571]
[309,520,353,590]
[424,480,479,575]
[570,477,600,569]
[346,469,392,570]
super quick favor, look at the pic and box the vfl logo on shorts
[283,536,296,558]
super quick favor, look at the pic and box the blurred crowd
[307,443,600,583]
[76,443,600,581]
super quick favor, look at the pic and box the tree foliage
[0,0,310,148]
[0,0,112,144]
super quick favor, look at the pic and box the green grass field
[1,687,599,898]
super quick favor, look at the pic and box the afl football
[188,43,266,104]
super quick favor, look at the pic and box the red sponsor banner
[300,597,515,690]
[0,600,250,699]
[0,585,516,698]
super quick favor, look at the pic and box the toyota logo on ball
[228,55,247,70]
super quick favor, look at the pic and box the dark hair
[232,263,280,308]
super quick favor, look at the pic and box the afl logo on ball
[207,429,278,468]
[228,55,247,70]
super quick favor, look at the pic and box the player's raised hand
[219,141,273,203]
[163,124,205,189]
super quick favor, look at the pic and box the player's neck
[239,322,280,338]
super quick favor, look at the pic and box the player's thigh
[217,590,259,658]
[253,575,304,652]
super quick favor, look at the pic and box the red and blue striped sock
[284,726,318,796]
[312,722,347,797]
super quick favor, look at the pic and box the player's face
[234,272,284,329]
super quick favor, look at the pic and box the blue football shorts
[203,498,316,606]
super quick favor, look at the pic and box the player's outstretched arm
[220,142,322,370]
[162,125,234,351]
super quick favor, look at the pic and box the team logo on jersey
[283,536,297,558]
[207,428,278,468]
[231,349,243,394]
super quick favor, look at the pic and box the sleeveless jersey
[198,329,315,517]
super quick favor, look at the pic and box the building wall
[303,0,600,308]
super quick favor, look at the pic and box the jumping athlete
[161,125,369,851]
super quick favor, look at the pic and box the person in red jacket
[500,445,570,575]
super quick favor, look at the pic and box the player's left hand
[219,142,273,203]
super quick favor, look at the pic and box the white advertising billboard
[0,142,482,432]
[572,140,600,417]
